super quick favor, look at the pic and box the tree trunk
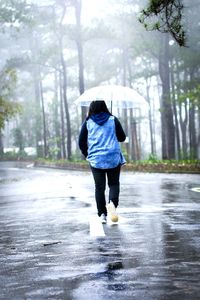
[0,129,4,156]
[60,51,72,160]
[189,103,197,159]
[189,71,197,159]
[30,33,43,157]
[122,46,128,87]
[74,0,86,122]
[179,101,188,159]
[122,109,129,159]
[198,106,200,159]
[159,33,175,159]
[59,71,66,159]
[39,78,48,158]
[52,6,62,159]
[33,68,43,157]
[58,5,72,160]
[74,0,84,94]
[174,59,187,159]
[170,59,181,159]
[129,109,134,160]
[146,79,155,156]
[122,47,132,159]
[54,70,62,159]
[131,119,140,160]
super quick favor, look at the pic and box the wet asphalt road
[0,161,200,300]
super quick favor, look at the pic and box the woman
[78,100,126,223]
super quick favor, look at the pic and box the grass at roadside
[34,158,200,174]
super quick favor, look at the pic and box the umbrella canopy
[75,85,148,110]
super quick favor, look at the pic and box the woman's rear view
[78,100,126,223]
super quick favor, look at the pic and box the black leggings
[90,164,121,216]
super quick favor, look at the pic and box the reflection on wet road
[0,162,200,300]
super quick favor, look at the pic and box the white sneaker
[107,202,118,222]
[100,213,107,224]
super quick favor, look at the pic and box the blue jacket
[79,113,126,169]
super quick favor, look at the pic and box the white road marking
[190,187,200,193]
[89,215,105,237]
[27,164,34,168]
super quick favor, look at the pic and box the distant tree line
[0,0,199,161]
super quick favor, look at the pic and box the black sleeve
[78,120,88,157]
[114,117,126,142]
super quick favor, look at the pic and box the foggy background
[0,0,199,161]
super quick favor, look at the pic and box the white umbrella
[75,85,148,111]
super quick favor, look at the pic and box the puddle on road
[1,167,200,300]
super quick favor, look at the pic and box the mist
[0,0,200,161]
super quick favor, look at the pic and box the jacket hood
[90,112,110,125]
